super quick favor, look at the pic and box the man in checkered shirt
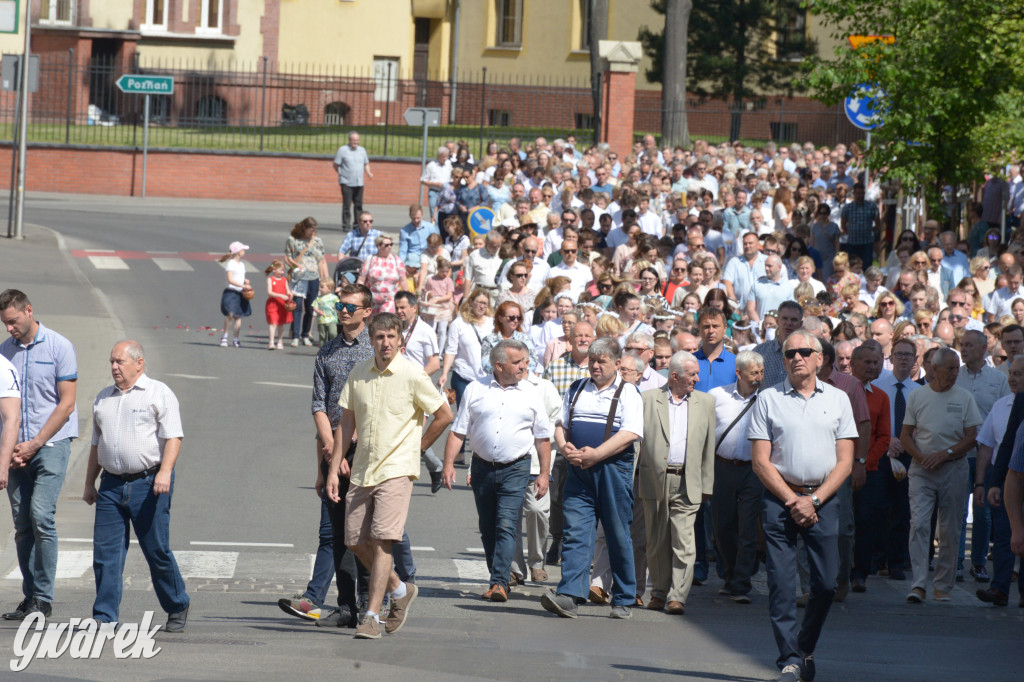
[840,182,881,270]
[83,340,191,632]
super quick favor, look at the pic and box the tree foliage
[804,0,1024,212]
[639,0,814,101]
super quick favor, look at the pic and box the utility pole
[12,8,31,240]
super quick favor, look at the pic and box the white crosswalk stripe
[152,257,195,271]
[87,255,129,270]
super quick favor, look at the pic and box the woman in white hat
[217,241,252,347]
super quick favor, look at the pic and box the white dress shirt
[91,374,184,476]
[452,377,554,463]
[667,393,689,466]
[550,261,592,300]
[524,373,563,475]
[977,393,1015,464]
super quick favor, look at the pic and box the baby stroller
[334,257,362,288]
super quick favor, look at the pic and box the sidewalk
[0,224,124,565]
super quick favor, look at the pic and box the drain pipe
[449,0,460,124]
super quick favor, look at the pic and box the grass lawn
[0,122,593,158]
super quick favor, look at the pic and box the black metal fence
[0,53,859,158]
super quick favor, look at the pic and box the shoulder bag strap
[566,378,588,444]
[604,381,627,442]
[352,232,371,258]
[715,393,758,452]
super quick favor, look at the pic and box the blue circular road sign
[468,206,494,240]
[845,83,887,131]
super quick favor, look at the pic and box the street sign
[845,83,886,131]
[848,35,894,50]
[1,54,38,92]
[403,107,441,127]
[116,74,174,95]
[468,206,495,240]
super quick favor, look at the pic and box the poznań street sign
[116,74,174,95]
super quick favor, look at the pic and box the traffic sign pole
[142,94,150,198]
[419,121,429,207]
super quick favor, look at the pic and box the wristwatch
[810,494,822,510]
[855,457,866,464]
[945,448,954,457]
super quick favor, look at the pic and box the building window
[488,109,511,126]
[776,1,807,60]
[142,0,167,30]
[579,0,590,50]
[495,0,522,47]
[373,57,399,102]
[199,0,223,34]
[575,112,594,130]
[39,0,74,25]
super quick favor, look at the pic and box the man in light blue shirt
[332,132,373,231]
[338,211,382,260]
[0,289,78,621]
[939,231,970,284]
[723,232,768,305]
[745,256,794,323]
[398,204,440,269]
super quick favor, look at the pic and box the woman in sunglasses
[496,261,538,322]
[869,292,904,325]
[480,301,537,375]
[356,235,408,314]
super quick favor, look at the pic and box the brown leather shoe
[530,567,548,583]
[646,597,666,611]
[489,584,508,602]
[666,601,685,615]
[481,586,495,600]
[588,586,610,605]
[635,595,644,607]
[510,572,526,587]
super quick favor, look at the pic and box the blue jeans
[302,493,336,606]
[958,457,990,570]
[764,491,839,671]
[989,493,1024,596]
[92,471,189,623]
[291,277,319,340]
[7,438,71,604]
[471,456,531,589]
[427,188,441,218]
[450,371,473,409]
[557,453,636,606]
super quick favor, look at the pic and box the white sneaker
[290,338,299,347]
[220,335,228,347]
[302,337,313,346]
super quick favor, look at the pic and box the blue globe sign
[468,206,494,240]
[845,83,887,131]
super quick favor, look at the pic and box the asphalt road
[0,193,1019,681]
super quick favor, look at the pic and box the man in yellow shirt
[326,313,452,639]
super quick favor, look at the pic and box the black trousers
[340,184,363,230]
[548,453,569,546]
[711,458,763,595]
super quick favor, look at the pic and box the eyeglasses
[978,265,991,270]
[625,345,647,353]
[562,249,578,254]
[523,248,538,254]
[598,283,612,290]
[336,302,368,314]
[892,352,916,360]
[689,243,705,249]
[504,315,523,322]
[361,219,374,223]
[381,242,393,247]
[512,272,528,278]
[948,315,964,322]
[784,348,815,359]
[671,267,686,273]
[764,249,780,255]
[880,301,895,307]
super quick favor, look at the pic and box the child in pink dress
[420,257,455,352]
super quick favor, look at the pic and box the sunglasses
[381,242,393,247]
[523,248,538,254]
[512,272,528,278]
[598,283,612,290]
[562,249,578,254]
[880,301,895,307]
[336,302,368,313]
[504,315,522,322]
[784,348,815,359]
[361,219,374,223]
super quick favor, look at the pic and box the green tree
[804,0,1024,218]
[639,0,814,143]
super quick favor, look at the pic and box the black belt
[473,454,530,469]
[107,464,161,482]
[666,466,685,476]
[715,454,751,467]
[786,481,821,495]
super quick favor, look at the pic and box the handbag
[241,287,255,301]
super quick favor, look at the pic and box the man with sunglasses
[926,247,956,297]
[338,211,381,261]
[749,330,857,682]
[542,209,578,257]
[550,239,591,301]
[498,236,550,292]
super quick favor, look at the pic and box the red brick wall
[602,70,636,160]
[0,146,422,205]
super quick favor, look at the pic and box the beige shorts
[344,475,414,546]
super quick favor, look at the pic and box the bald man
[746,255,792,323]
[869,319,894,371]
[498,236,550,291]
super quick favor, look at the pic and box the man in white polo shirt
[0,353,20,490]
[442,339,553,602]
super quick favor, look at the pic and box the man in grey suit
[638,351,716,615]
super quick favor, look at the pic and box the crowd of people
[3,132,1024,681]
[278,136,1024,681]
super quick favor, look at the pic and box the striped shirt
[91,374,183,475]
[840,200,879,245]
[559,376,643,454]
